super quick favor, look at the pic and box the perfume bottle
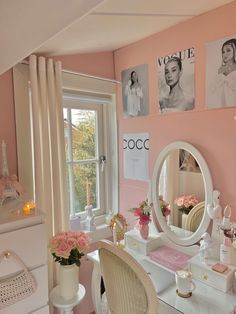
[222,205,231,228]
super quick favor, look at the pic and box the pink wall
[53,51,115,79]
[114,1,236,223]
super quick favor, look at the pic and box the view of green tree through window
[64,105,103,216]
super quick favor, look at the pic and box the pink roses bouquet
[175,195,199,215]
[129,199,152,225]
[49,231,91,267]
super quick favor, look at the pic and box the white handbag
[0,250,37,309]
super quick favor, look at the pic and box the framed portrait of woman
[121,64,149,118]
[157,48,195,113]
[206,35,236,109]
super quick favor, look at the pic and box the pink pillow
[149,246,191,272]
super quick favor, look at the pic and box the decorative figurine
[207,190,222,221]
[207,190,223,258]
[85,204,96,231]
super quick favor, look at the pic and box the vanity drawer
[125,230,159,255]
[188,255,236,292]
[0,223,47,276]
[1,264,48,314]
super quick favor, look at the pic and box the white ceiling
[0,0,233,75]
[36,0,234,56]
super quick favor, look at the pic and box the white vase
[59,264,79,300]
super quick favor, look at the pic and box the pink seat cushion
[149,246,191,272]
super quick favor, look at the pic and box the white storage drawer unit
[1,265,48,314]
[188,254,236,292]
[0,203,49,314]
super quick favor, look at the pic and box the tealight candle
[23,201,35,215]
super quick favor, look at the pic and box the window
[13,64,118,225]
[63,91,114,219]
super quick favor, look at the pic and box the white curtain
[29,55,69,291]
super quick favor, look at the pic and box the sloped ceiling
[0,0,234,75]
[0,0,105,75]
[35,0,234,56]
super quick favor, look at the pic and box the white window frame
[13,64,118,227]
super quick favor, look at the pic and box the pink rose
[55,241,71,259]
[67,237,77,250]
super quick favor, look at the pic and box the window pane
[70,163,98,214]
[71,109,96,161]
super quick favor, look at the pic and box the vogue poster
[122,64,149,118]
[206,36,236,109]
[158,48,195,113]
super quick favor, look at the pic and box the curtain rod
[20,60,120,84]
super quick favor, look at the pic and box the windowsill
[70,214,112,244]
[86,223,111,243]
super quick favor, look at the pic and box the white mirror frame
[152,141,213,246]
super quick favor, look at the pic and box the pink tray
[149,246,191,271]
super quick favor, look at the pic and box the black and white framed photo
[122,64,149,118]
[158,48,195,113]
[206,36,236,109]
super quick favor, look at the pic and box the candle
[86,178,91,206]
[1,140,9,177]
[112,222,117,244]
[23,203,31,214]
[23,201,35,215]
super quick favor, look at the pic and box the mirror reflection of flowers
[129,199,152,225]
[175,195,199,215]
[159,195,171,217]
[49,231,91,267]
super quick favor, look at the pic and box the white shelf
[0,199,45,233]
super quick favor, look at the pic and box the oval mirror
[152,141,213,246]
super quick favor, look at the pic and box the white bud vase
[59,264,79,300]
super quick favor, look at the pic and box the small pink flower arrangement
[175,195,199,215]
[49,231,91,267]
[159,195,171,217]
[129,199,152,225]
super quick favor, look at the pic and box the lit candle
[23,201,35,215]
[112,222,117,244]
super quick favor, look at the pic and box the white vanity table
[88,141,236,314]
[87,243,236,314]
